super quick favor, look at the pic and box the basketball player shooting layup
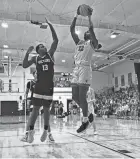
[22,17,58,143]
[70,6,101,133]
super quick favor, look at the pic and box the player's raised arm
[46,18,58,57]
[23,46,36,68]
[70,7,80,45]
[88,15,98,49]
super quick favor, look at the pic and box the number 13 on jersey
[42,64,48,71]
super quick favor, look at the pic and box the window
[128,73,132,85]
[121,75,125,86]
[115,77,118,87]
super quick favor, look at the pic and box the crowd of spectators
[94,84,140,120]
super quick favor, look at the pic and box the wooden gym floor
[0,114,140,158]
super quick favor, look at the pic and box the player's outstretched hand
[27,46,34,54]
[87,6,93,17]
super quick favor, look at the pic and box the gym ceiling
[0,0,140,71]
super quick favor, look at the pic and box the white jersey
[74,40,94,66]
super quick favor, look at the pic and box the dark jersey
[35,53,54,88]
[27,80,35,99]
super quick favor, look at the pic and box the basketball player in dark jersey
[70,7,101,133]
[22,18,58,143]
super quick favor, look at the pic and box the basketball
[79,4,93,17]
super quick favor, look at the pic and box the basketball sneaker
[48,133,55,142]
[27,130,35,143]
[20,132,28,142]
[77,121,89,133]
[40,130,48,142]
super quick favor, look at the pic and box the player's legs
[21,104,41,143]
[89,102,98,134]
[40,85,54,142]
[71,66,80,106]
[48,125,55,142]
[76,66,92,133]
[26,97,42,143]
[40,100,52,142]
[76,84,89,133]
[79,84,89,117]
[72,84,80,106]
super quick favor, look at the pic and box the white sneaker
[40,130,48,142]
[94,131,98,135]
[20,133,28,142]
[48,133,55,142]
[27,130,35,143]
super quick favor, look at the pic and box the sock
[83,117,88,122]
[44,125,48,130]
[29,126,34,130]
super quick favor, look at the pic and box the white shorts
[71,66,92,85]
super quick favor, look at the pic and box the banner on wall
[115,77,118,88]
[128,73,132,85]
[121,75,125,86]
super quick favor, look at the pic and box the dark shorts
[32,83,53,107]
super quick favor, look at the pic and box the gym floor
[0,114,140,158]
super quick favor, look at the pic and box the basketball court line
[68,132,135,159]
[0,141,86,149]
[82,135,140,142]
[98,128,140,130]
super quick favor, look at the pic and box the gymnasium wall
[112,60,135,89]
[0,60,136,100]
[90,60,136,91]
[91,71,113,91]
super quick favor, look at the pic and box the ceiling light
[110,31,120,39]
[3,45,8,48]
[1,22,8,28]
[76,30,80,35]
[62,60,66,63]
[4,55,8,58]
[110,34,117,39]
